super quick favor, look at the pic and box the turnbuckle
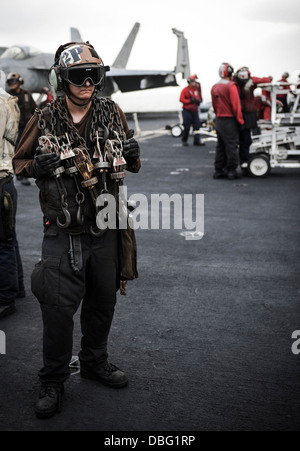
[38,135,59,155]
[94,130,111,173]
[104,131,127,182]
[60,133,75,160]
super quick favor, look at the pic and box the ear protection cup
[19,77,24,85]
[49,66,62,91]
[226,65,234,78]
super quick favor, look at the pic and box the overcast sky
[1,0,300,111]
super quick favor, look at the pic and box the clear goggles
[61,65,106,87]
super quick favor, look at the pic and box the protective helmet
[188,74,199,83]
[50,42,109,92]
[235,67,251,85]
[219,63,234,79]
[6,72,24,86]
[282,72,289,79]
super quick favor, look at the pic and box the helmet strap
[67,93,93,108]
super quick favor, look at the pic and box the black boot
[213,170,228,179]
[34,384,64,419]
[81,362,128,388]
[228,170,241,180]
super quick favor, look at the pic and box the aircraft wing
[108,68,178,92]
[27,66,50,71]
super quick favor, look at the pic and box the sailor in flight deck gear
[211,63,244,180]
[234,67,272,167]
[180,74,204,146]
[0,70,25,320]
[276,72,291,113]
[13,41,141,419]
[7,72,37,186]
[7,72,37,145]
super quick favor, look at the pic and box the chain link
[37,96,126,151]
[36,108,47,133]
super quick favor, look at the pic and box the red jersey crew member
[234,67,272,168]
[211,63,244,180]
[179,75,203,146]
[276,72,291,113]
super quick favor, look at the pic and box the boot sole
[35,407,60,419]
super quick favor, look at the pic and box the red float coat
[237,77,272,113]
[276,78,291,99]
[211,79,244,125]
[180,83,202,113]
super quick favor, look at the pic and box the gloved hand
[34,152,61,178]
[122,129,140,166]
[190,97,201,105]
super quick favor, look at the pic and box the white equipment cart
[248,82,300,177]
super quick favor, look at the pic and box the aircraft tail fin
[70,27,83,42]
[112,22,140,68]
[172,28,191,80]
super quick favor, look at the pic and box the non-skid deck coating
[0,117,299,431]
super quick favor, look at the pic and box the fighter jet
[0,24,190,97]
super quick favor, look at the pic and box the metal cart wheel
[248,153,271,177]
[171,124,184,138]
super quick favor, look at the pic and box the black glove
[190,97,201,105]
[34,152,61,177]
[123,130,140,166]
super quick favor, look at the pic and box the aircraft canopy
[0,46,40,60]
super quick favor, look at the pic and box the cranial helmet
[219,63,234,79]
[188,74,199,83]
[6,72,24,86]
[235,67,251,85]
[50,42,110,92]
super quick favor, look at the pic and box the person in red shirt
[39,87,54,109]
[256,76,273,121]
[276,72,291,113]
[211,63,244,180]
[234,67,272,167]
[179,75,203,146]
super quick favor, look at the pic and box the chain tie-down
[38,135,72,229]
[36,98,128,234]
